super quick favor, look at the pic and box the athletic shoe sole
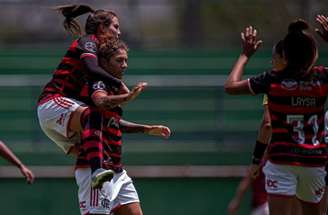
[91,169,114,189]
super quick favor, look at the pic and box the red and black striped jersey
[38,34,99,105]
[249,66,328,166]
[76,80,123,173]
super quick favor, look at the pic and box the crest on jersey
[92,81,106,90]
[281,79,298,90]
[84,42,97,53]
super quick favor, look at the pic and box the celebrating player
[225,19,327,215]
[37,4,145,188]
[75,38,170,215]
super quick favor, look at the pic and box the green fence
[0,47,275,166]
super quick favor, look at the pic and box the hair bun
[53,4,94,19]
[288,19,310,33]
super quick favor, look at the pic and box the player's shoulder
[77,34,99,53]
[79,34,98,43]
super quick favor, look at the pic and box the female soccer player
[75,38,170,215]
[225,19,327,215]
[228,41,284,215]
[316,14,328,215]
[37,5,145,187]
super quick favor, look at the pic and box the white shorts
[263,161,326,203]
[37,97,83,153]
[75,168,139,215]
[251,202,269,215]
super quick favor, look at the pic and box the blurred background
[0,0,327,214]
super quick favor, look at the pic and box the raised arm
[120,119,171,138]
[0,141,34,184]
[224,26,263,95]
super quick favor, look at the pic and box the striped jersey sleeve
[249,71,274,94]
[77,34,98,59]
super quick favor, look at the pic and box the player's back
[266,65,328,166]
[38,34,98,104]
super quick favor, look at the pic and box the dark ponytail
[288,19,310,33]
[53,4,95,36]
[283,19,317,71]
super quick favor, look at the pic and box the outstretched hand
[146,125,171,138]
[241,26,263,57]
[316,15,328,42]
[127,82,148,101]
[19,165,35,184]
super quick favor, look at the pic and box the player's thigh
[299,199,320,215]
[268,194,294,215]
[297,166,326,204]
[69,105,87,133]
[320,187,328,215]
[38,97,84,137]
[114,202,143,215]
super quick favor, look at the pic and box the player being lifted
[37,5,145,188]
[75,38,170,215]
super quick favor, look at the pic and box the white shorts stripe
[75,168,139,215]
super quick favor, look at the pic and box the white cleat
[91,168,114,189]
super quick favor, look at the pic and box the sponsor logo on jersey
[281,79,298,90]
[93,81,106,90]
[106,117,120,129]
[299,80,321,91]
[84,42,97,53]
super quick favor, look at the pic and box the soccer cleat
[91,168,114,189]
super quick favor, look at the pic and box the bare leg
[268,194,294,215]
[319,187,328,215]
[300,199,320,215]
[291,197,302,215]
[68,106,88,134]
[114,202,143,215]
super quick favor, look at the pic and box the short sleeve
[77,35,98,59]
[248,71,273,95]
